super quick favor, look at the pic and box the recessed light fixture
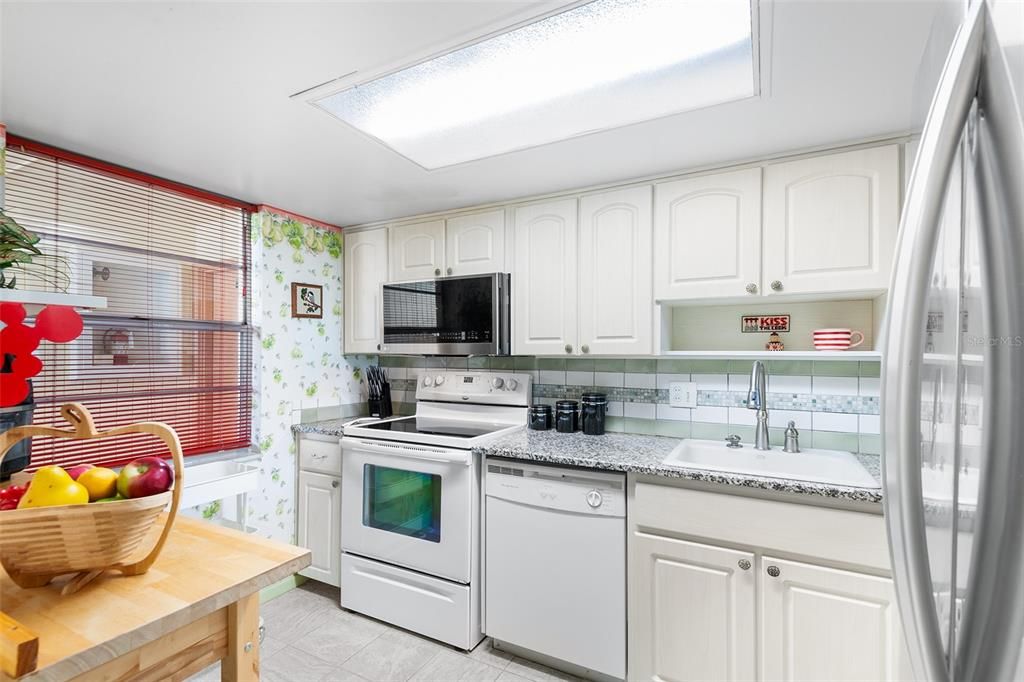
[313,0,757,169]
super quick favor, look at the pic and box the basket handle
[0,402,185,576]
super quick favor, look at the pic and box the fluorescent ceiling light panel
[314,0,756,169]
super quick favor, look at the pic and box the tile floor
[189,581,581,682]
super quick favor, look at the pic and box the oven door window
[363,464,442,542]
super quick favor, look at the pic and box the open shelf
[0,289,107,314]
[660,350,880,361]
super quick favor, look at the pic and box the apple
[66,464,95,481]
[117,457,174,499]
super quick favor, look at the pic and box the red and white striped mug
[813,328,865,350]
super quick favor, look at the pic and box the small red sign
[741,315,790,333]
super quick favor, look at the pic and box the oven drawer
[300,437,342,475]
[341,553,480,650]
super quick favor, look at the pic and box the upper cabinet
[578,186,653,355]
[388,219,445,281]
[762,145,900,296]
[654,168,762,300]
[445,209,506,276]
[344,227,388,353]
[512,199,579,356]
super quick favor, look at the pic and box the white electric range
[339,370,532,650]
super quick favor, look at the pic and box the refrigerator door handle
[881,2,985,681]
[954,4,1024,681]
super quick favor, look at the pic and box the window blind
[3,137,254,468]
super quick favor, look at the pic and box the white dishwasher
[484,459,625,680]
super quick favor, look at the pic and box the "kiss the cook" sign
[741,315,791,333]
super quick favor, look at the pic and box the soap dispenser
[783,420,801,453]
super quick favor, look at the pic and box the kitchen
[0,0,1021,681]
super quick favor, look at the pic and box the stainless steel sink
[662,439,881,489]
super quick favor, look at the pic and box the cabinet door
[445,209,505,276]
[578,186,653,355]
[344,228,388,353]
[761,556,909,682]
[630,532,756,682]
[762,145,900,296]
[654,168,762,300]
[512,199,578,355]
[297,471,341,587]
[388,219,445,280]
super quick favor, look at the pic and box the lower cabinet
[629,483,911,682]
[297,469,341,587]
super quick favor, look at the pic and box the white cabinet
[297,469,341,587]
[578,186,653,355]
[763,145,900,296]
[654,168,762,300]
[630,533,756,682]
[344,227,388,353]
[445,209,505,276]
[388,219,445,280]
[760,557,906,682]
[512,198,578,355]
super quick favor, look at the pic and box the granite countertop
[473,428,884,505]
[293,418,351,437]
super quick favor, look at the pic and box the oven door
[379,273,509,355]
[340,437,474,583]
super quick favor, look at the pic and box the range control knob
[491,377,505,389]
[434,375,445,386]
[506,378,518,391]
[422,376,434,387]
[586,490,603,509]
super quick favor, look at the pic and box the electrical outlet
[669,381,697,408]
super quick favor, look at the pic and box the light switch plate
[669,381,697,408]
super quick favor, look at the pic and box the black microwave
[379,273,510,356]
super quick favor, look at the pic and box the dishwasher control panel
[485,460,625,518]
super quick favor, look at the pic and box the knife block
[368,383,393,419]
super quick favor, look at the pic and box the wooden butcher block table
[0,516,310,681]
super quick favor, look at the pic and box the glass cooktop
[362,416,508,439]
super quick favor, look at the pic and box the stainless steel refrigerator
[883,1,1024,680]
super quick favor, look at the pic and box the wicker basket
[0,403,183,594]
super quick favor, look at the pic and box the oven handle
[341,437,473,466]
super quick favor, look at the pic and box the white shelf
[660,350,881,361]
[0,289,107,314]
[923,352,983,367]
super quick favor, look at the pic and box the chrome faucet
[747,361,771,451]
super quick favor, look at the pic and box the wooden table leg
[222,593,259,681]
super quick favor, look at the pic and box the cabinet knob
[581,344,590,354]
[331,480,339,489]
[377,344,382,351]
[738,559,751,571]
[447,267,453,275]
[770,280,783,292]
[434,268,441,276]
[565,344,573,354]
[766,565,781,578]
[745,283,758,294]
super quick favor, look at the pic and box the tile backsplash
[376,356,882,454]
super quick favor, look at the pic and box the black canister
[529,404,553,430]
[580,392,607,436]
[555,400,579,433]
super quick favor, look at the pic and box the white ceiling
[0,1,957,227]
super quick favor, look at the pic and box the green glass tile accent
[812,360,861,377]
[621,417,658,435]
[425,357,446,368]
[858,434,882,454]
[812,431,859,451]
[514,356,538,370]
[767,360,813,376]
[593,358,626,372]
[468,356,490,369]
[444,357,469,370]
[860,361,882,378]
[537,358,567,370]
[656,358,691,373]
[768,427,787,446]
[379,356,403,367]
[566,358,595,371]
[727,360,755,375]
[690,422,732,440]
[625,358,657,373]
[653,421,691,438]
[604,416,626,433]
[688,359,731,373]
[490,357,515,370]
